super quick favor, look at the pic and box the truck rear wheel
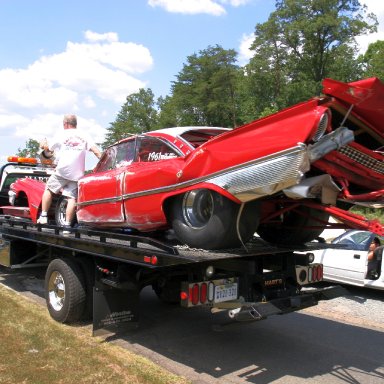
[45,258,86,323]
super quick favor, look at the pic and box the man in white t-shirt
[37,115,101,234]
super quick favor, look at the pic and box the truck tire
[45,258,87,323]
[171,189,259,250]
[257,206,329,245]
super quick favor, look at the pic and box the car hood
[322,77,384,135]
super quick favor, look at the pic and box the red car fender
[11,178,46,222]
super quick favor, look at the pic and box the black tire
[54,195,78,226]
[171,189,260,250]
[257,205,330,245]
[76,257,95,320]
[45,258,87,323]
[54,195,68,226]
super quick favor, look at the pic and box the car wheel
[257,205,330,245]
[54,195,78,226]
[45,258,87,323]
[171,189,260,250]
[54,195,68,226]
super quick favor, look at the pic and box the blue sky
[0,0,383,167]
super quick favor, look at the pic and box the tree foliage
[359,40,384,80]
[102,88,159,148]
[171,45,241,127]
[240,0,378,121]
[16,139,40,158]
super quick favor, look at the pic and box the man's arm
[90,145,102,159]
[40,138,54,158]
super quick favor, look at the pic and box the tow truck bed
[0,216,340,267]
[0,216,348,336]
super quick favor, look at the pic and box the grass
[0,285,190,384]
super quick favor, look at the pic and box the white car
[313,230,384,290]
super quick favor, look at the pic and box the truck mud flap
[93,279,140,337]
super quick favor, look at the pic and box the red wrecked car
[5,77,384,249]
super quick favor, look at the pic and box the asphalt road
[1,266,383,384]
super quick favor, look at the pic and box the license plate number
[214,283,238,303]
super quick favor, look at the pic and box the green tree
[171,45,242,127]
[359,40,384,80]
[16,139,40,157]
[240,0,377,121]
[157,95,179,128]
[103,88,159,148]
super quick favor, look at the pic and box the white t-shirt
[49,128,96,181]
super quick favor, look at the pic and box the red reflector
[143,256,151,263]
[180,291,188,300]
[192,284,199,305]
[151,256,158,265]
[200,283,207,304]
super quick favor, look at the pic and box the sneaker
[37,215,48,224]
[62,225,72,236]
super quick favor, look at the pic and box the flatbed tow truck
[0,215,350,336]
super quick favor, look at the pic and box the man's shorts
[46,174,78,199]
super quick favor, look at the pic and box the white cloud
[356,1,384,53]
[84,30,118,43]
[238,32,255,65]
[148,0,251,16]
[0,31,154,155]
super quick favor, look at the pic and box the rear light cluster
[308,264,323,282]
[180,278,238,308]
[296,264,323,285]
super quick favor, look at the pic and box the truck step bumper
[228,285,348,323]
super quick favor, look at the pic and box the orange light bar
[7,156,38,164]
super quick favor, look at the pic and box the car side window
[350,232,372,249]
[136,137,179,162]
[115,141,135,168]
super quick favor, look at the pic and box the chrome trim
[77,145,309,207]
[207,145,310,202]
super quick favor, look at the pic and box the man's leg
[65,197,77,225]
[37,188,54,224]
[41,188,54,212]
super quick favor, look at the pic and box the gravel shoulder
[303,283,384,331]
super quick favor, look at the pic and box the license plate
[214,283,238,303]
